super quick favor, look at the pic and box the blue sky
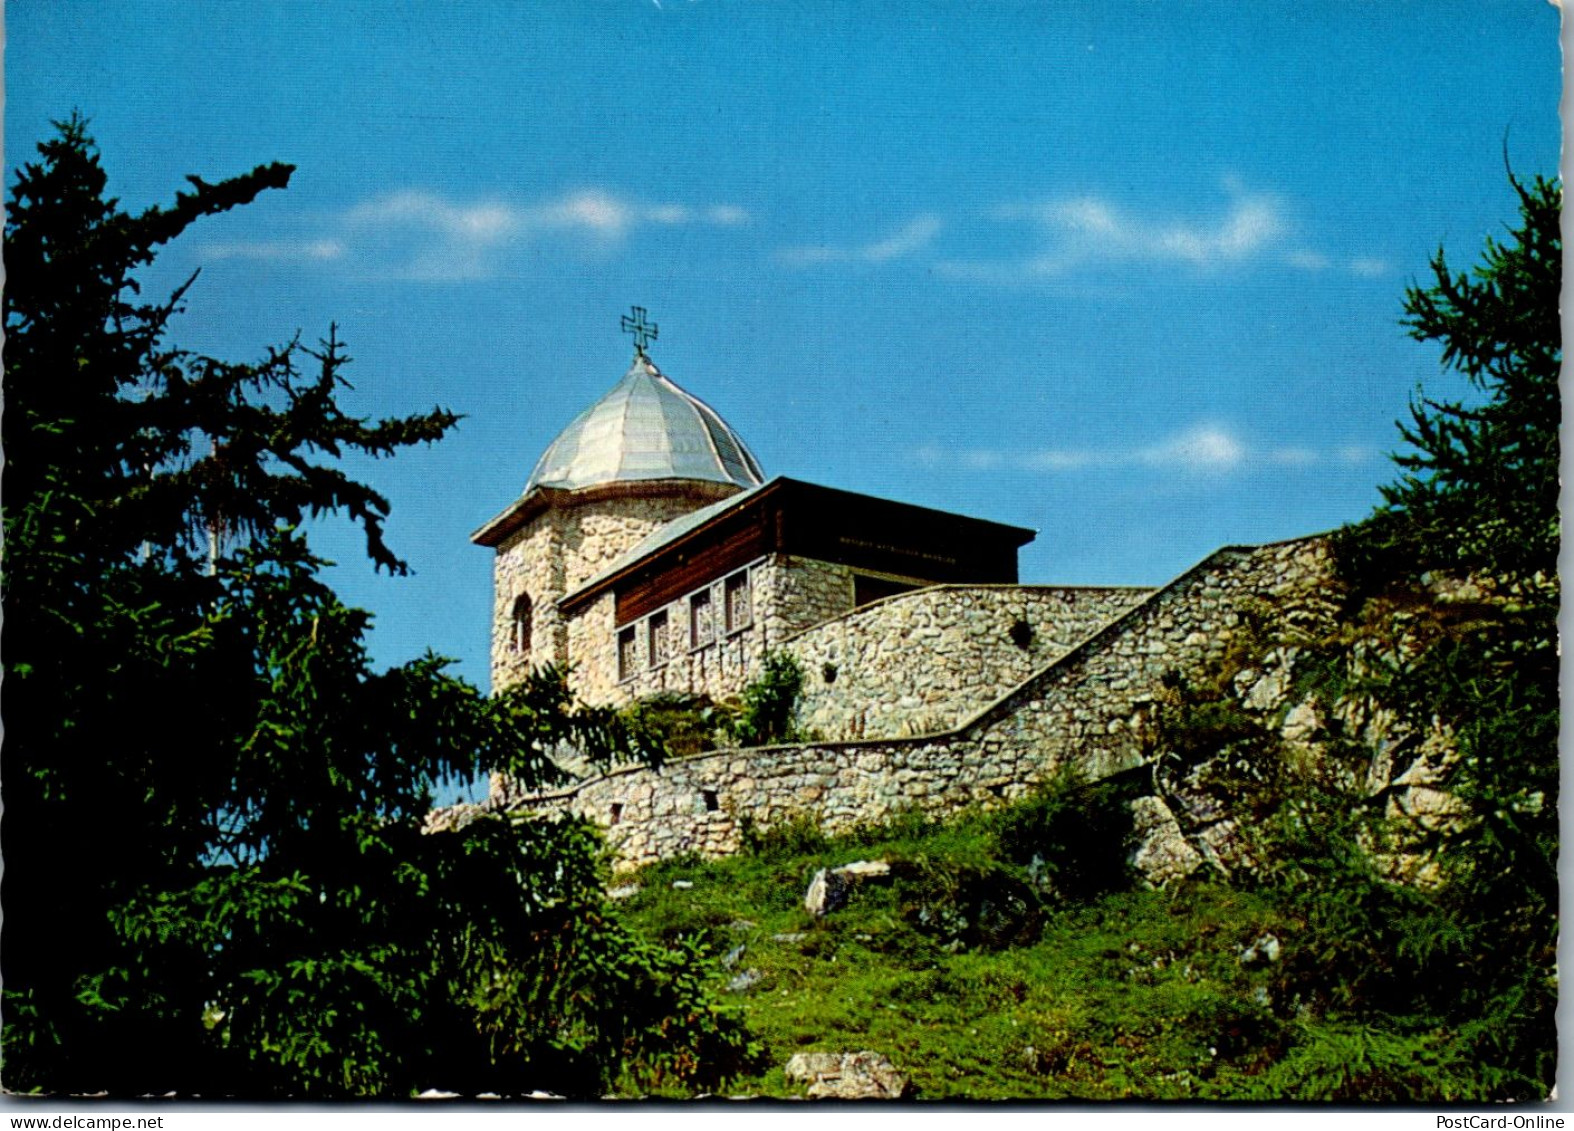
[8,1,1562,690]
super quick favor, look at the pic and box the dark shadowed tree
[2,116,753,1097]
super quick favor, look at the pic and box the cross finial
[620,305,659,357]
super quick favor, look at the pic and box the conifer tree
[2,117,752,1097]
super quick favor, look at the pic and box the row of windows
[617,569,752,681]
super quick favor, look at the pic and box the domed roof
[525,353,765,493]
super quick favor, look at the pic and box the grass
[610,783,1519,1101]
[612,794,1303,1100]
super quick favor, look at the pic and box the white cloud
[1137,426,1247,470]
[1348,256,1389,277]
[917,426,1371,476]
[779,214,942,266]
[707,204,750,226]
[1027,186,1287,273]
[536,189,633,236]
[240,188,750,280]
[201,238,345,262]
[963,181,1384,284]
[347,190,520,240]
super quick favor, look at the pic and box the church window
[648,610,671,668]
[617,626,637,681]
[510,592,533,657]
[724,571,751,633]
[690,589,714,649]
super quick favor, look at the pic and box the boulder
[1129,796,1203,886]
[1238,932,1282,968]
[726,967,764,993]
[804,860,892,917]
[784,1051,910,1099]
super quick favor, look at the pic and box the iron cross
[620,306,659,355]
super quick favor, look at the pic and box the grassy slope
[613,805,1301,1100]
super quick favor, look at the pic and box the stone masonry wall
[565,554,858,706]
[491,493,710,692]
[784,585,1152,740]
[492,536,1339,871]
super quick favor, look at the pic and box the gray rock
[772,932,807,943]
[804,868,848,917]
[721,944,746,970]
[606,883,640,901]
[726,967,764,993]
[1238,933,1282,968]
[671,880,694,890]
[784,1051,911,1100]
[837,859,891,880]
[804,860,892,917]
[1129,796,1203,886]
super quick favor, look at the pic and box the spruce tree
[2,117,752,1097]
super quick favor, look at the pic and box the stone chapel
[472,311,1036,710]
[453,312,1335,870]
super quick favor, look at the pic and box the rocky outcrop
[783,1051,911,1100]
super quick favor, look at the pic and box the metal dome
[524,354,765,493]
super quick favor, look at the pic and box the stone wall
[490,493,715,691]
[490,515,566,691]
[784,585,1152,740]
[493,535,1340,870]
[565,554,859,706]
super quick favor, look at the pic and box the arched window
[511,593,533,657]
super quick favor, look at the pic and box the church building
[453,311,1329,872]
[472,309,1036,708]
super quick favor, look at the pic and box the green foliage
[725,651,806,746]
[1,119,751,1097]
[613,788,1545,1101]
[739,813,830,861]
[620,691,726,757]
[1249,171,1560,1100]
[1339,172,1560,590]
[992,771,1139,903]
[610,796,1329,1100]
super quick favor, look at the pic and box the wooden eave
[557,477,1036,617]
[557,480,786,614]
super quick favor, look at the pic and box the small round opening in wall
[822,662,838,685]
[1008,618,1033,650]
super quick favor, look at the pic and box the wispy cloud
[778,214,942,266]
[200,188,751,280]
[1047,193,1284,267]
[966,183,1287,280]
[944,178,1387,284]
[917,426,1377,476]
[202,238,345,263]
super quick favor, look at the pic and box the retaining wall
[785,584,1152,740]
[493,535,1339,870]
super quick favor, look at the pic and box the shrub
[993,771,1139,903]
[727,651,805,746]
[621,692,725,757]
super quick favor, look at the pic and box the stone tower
[471,346,764,692]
